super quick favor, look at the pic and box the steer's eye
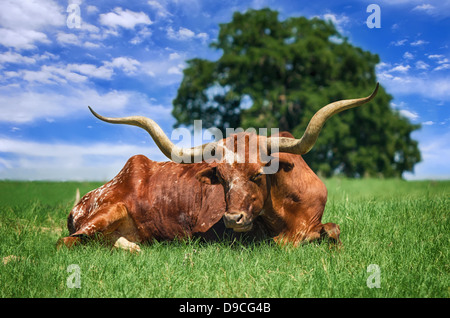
[251,172,263,182]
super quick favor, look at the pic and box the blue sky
[0,0,449,181]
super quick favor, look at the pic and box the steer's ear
[196,167,220,184]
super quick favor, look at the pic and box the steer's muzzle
[223,211,253,232]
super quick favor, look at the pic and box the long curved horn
[88,107,217,163]
[268,83,379,155]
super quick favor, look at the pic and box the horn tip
[88,106,102,119]
[366,82,379,101]
[372,82,379,96]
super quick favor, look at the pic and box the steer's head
[195,133,278,231]
[88,84,378,232]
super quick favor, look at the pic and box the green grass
[0,179,448,297]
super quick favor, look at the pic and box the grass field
[0,179,448,298]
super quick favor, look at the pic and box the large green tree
[172,8,421,178]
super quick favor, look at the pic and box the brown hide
[65,155,226,244]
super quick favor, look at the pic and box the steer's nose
[223,212,245,227]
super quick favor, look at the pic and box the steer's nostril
[225,212,245,225]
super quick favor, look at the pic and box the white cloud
[86,5,99,14]
[390,101,407,109]
[412,3,439,16]
[167,26,194,40]
[54,24,105,48]
[67,63,114,79]
[148,0,172,18]
[0,51,36,65]
[80,22,101,34]
[410,40,428,46]
[426,54,450,71]
[377,71,450,100]
[196,32,209,43]
[422,121,434,125]
[377,51,450,100]
[0,82,173,124]
[415,60,430,70]
[99,7,153,30]
[55,24,103,48]
[403,52,414,60]
[0,138,167,181]
[399,109,419,120]
[169,52,182,60]
[321,13,350,34]
[0,88,128,123]
[166,26,208,42]
[0,0,65,50]
[376,62,391,70]
[83,41,101,48]
[34,51,58,61]
[375,0,450,19]
[390,64,410,73]
[129,27,152,45]
[0,0,65,30]
[167,63,185,75]
[391,39,407,46]
[434,64,450,71]
[0,28,50,50]
[141,56,186,85]
[20,65,86,84]
[428,54,449,64]
[7,63,113,84]
[56,32,81,46]
[391,101,420,122]
[377,63,412,86]
[6,55,147,85]
[0,138,146,159]
[106,57,141,75]
[412,4,435,12]
[428,54,445,60]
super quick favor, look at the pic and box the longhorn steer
[58,84,378,252]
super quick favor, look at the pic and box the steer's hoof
[113,237,142,254]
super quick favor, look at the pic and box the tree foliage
[172,8,421,178]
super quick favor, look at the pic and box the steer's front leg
[57,203,142,253]
[272,222,341,246]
